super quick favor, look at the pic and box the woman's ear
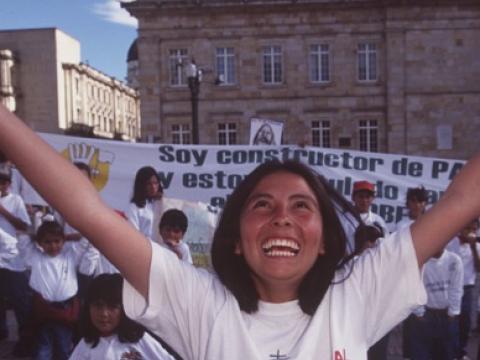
[318,236,325,255]
[234,241,242,255]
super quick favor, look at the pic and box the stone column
[0,49,16,112]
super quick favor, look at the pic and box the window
[357,43,377,81]
[218,123,237,145]
[169,49,188,86]
[359,120,378,152]
[309,44,330,83]
[262,46,282,84]
[311,120,331,148]
[216,47,236,85]
[171,124,191,144]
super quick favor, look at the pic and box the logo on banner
[61,143,115,191]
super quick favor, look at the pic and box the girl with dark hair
[70,273,175,359]
[2,103,480,359]
[126,166,163,241]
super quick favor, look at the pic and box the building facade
[124,0,480,159]
[0,28,140,141]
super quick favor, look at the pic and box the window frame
[215,47,236,86]
[169,48,189,87]
[311,120,331,148]
[217,122,237,145]
[262,45,283,85]
[358,119,378,152]
[357,43,378,82]
[309,44,331,84]
[171,123,191,144]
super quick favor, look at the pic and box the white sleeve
[78,243,100,276]
[136,332,176,360]
[125,203,141,232]
[448,252,464,316]
[123,242,226,360]
[0,227,18,265]
[13,195,31,226]
[346,226,426,346]
[68,339,89,360]
[179,242,193,264]
[18,236,37,268]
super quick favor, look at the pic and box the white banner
[40,133,465,230]
[249,117,284,145]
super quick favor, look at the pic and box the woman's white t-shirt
[125,202,156,241]
[123,226,425,360]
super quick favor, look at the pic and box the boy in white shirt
[351,180,389,236]
[0,163,32,356]
[446,219,480,359]
[409,247,463,359]
[394,186,429,358]
[25,217,97,360]
[159,209,193,264]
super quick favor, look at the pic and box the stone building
[124,0,480,159]
[0,28,140,141]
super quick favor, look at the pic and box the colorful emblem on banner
[61,143,115,191]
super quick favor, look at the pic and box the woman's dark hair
[159,209,188,234]
[81,274,144,348]
[406,186,428,203]
[131,166,163,208]
[74,162,92,178]
[211,160,357,315]
[36,219,64,243]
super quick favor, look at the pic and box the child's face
[353,191,374,213]
[0,178,10,196]
[406,198,426,219]
[38,234,65,257]
[160,225,184,247]
[459,221,479,241]
[89,300,122,337]
[145,175,161,198]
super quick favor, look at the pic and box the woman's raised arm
[0,104,151,298]
[412,154,480,266]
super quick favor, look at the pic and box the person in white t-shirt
[25,218,97,360]
[447,219,480,359]
[409,248,463,360]
[159,209,193,264]
[396,186,429,232]
[3,103,480,359]
[395,186,429,358]
[0,162,32,356]
[69,273,176,360]
[125,166,163,242]
[351,180,389,236]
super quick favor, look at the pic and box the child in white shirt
[69,273,176,360]
[25,218,96,360]
[159,209,193,264]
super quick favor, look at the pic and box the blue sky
[0,0,138,81]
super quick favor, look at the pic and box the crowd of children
[2,143,480,359]
[0,155,191,359]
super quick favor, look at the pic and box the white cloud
[93,0,138,28]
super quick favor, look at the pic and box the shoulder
[70,339,91,359]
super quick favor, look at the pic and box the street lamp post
[185,61,202,144]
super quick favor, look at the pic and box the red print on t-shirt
[334,349,349,360]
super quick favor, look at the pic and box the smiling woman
[2,103,480,359]
[212,161,352,315]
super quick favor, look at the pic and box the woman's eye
[252,199,270,209]
[294,201,310,209]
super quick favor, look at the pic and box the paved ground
[0,310,479,359]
